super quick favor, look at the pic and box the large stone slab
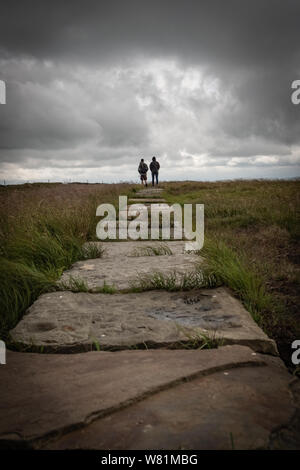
[0,346,298,450]
[0,346,267,448]
[126,203,170,211]
[10,288,277,354]
[59,248,199,290]
[136,189,164,197]
[128,198,166,203]
[44,354,300,450]
[97,240,187,258]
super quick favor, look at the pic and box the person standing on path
[150,156,160,186]
[138,158,148,186]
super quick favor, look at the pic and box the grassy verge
[161,179,299,370]
[130,269,217,292]
[200,239,276,326]
[130,243,173,257]
[0,182,137,340]
[1,179,299,371]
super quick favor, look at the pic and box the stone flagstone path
[1,187,299,449]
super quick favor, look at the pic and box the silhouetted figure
[138,158,148,186]
[150,156,160,186]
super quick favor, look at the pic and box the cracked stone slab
[44,354,299,450]
[59,248,199,290]
[0,345,269,448]
[10,288,277,354]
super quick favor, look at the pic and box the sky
[0,0,300,183]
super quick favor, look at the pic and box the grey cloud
[213,67,300,146]
[0,61,149,158]
[0,80,99,151]
[0,0,299,181]
[1,1,299,68]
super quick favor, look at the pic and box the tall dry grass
[0,182,137,338]
[161,179,300,368]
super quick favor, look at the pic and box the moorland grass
[130,268,218,292]
[130,243,173,257]
[161,179,299,368]
[0,179,298,370]
[200,239,275,325]
[0,182,137,339]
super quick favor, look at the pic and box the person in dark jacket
[138,158,148,186]
[150,156,160,186]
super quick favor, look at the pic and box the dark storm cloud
[1,0,299,67]
[211,66,300,146]
[0,0,299,181]
[0,67,149,153]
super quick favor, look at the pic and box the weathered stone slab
[44,354,299,450]
[120,204,175,217]
[115,221,181,229]
[0,345,269,448]
[10,288,277,354]
[128,198,166,203]
[125,203,176,216]
[137,190,164,197]
[147,203,172,211]
[59,250,199,290]
[118,209,139,219]
[97,240,187,258]
[123,204,172,213]
[92,240,187,258]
